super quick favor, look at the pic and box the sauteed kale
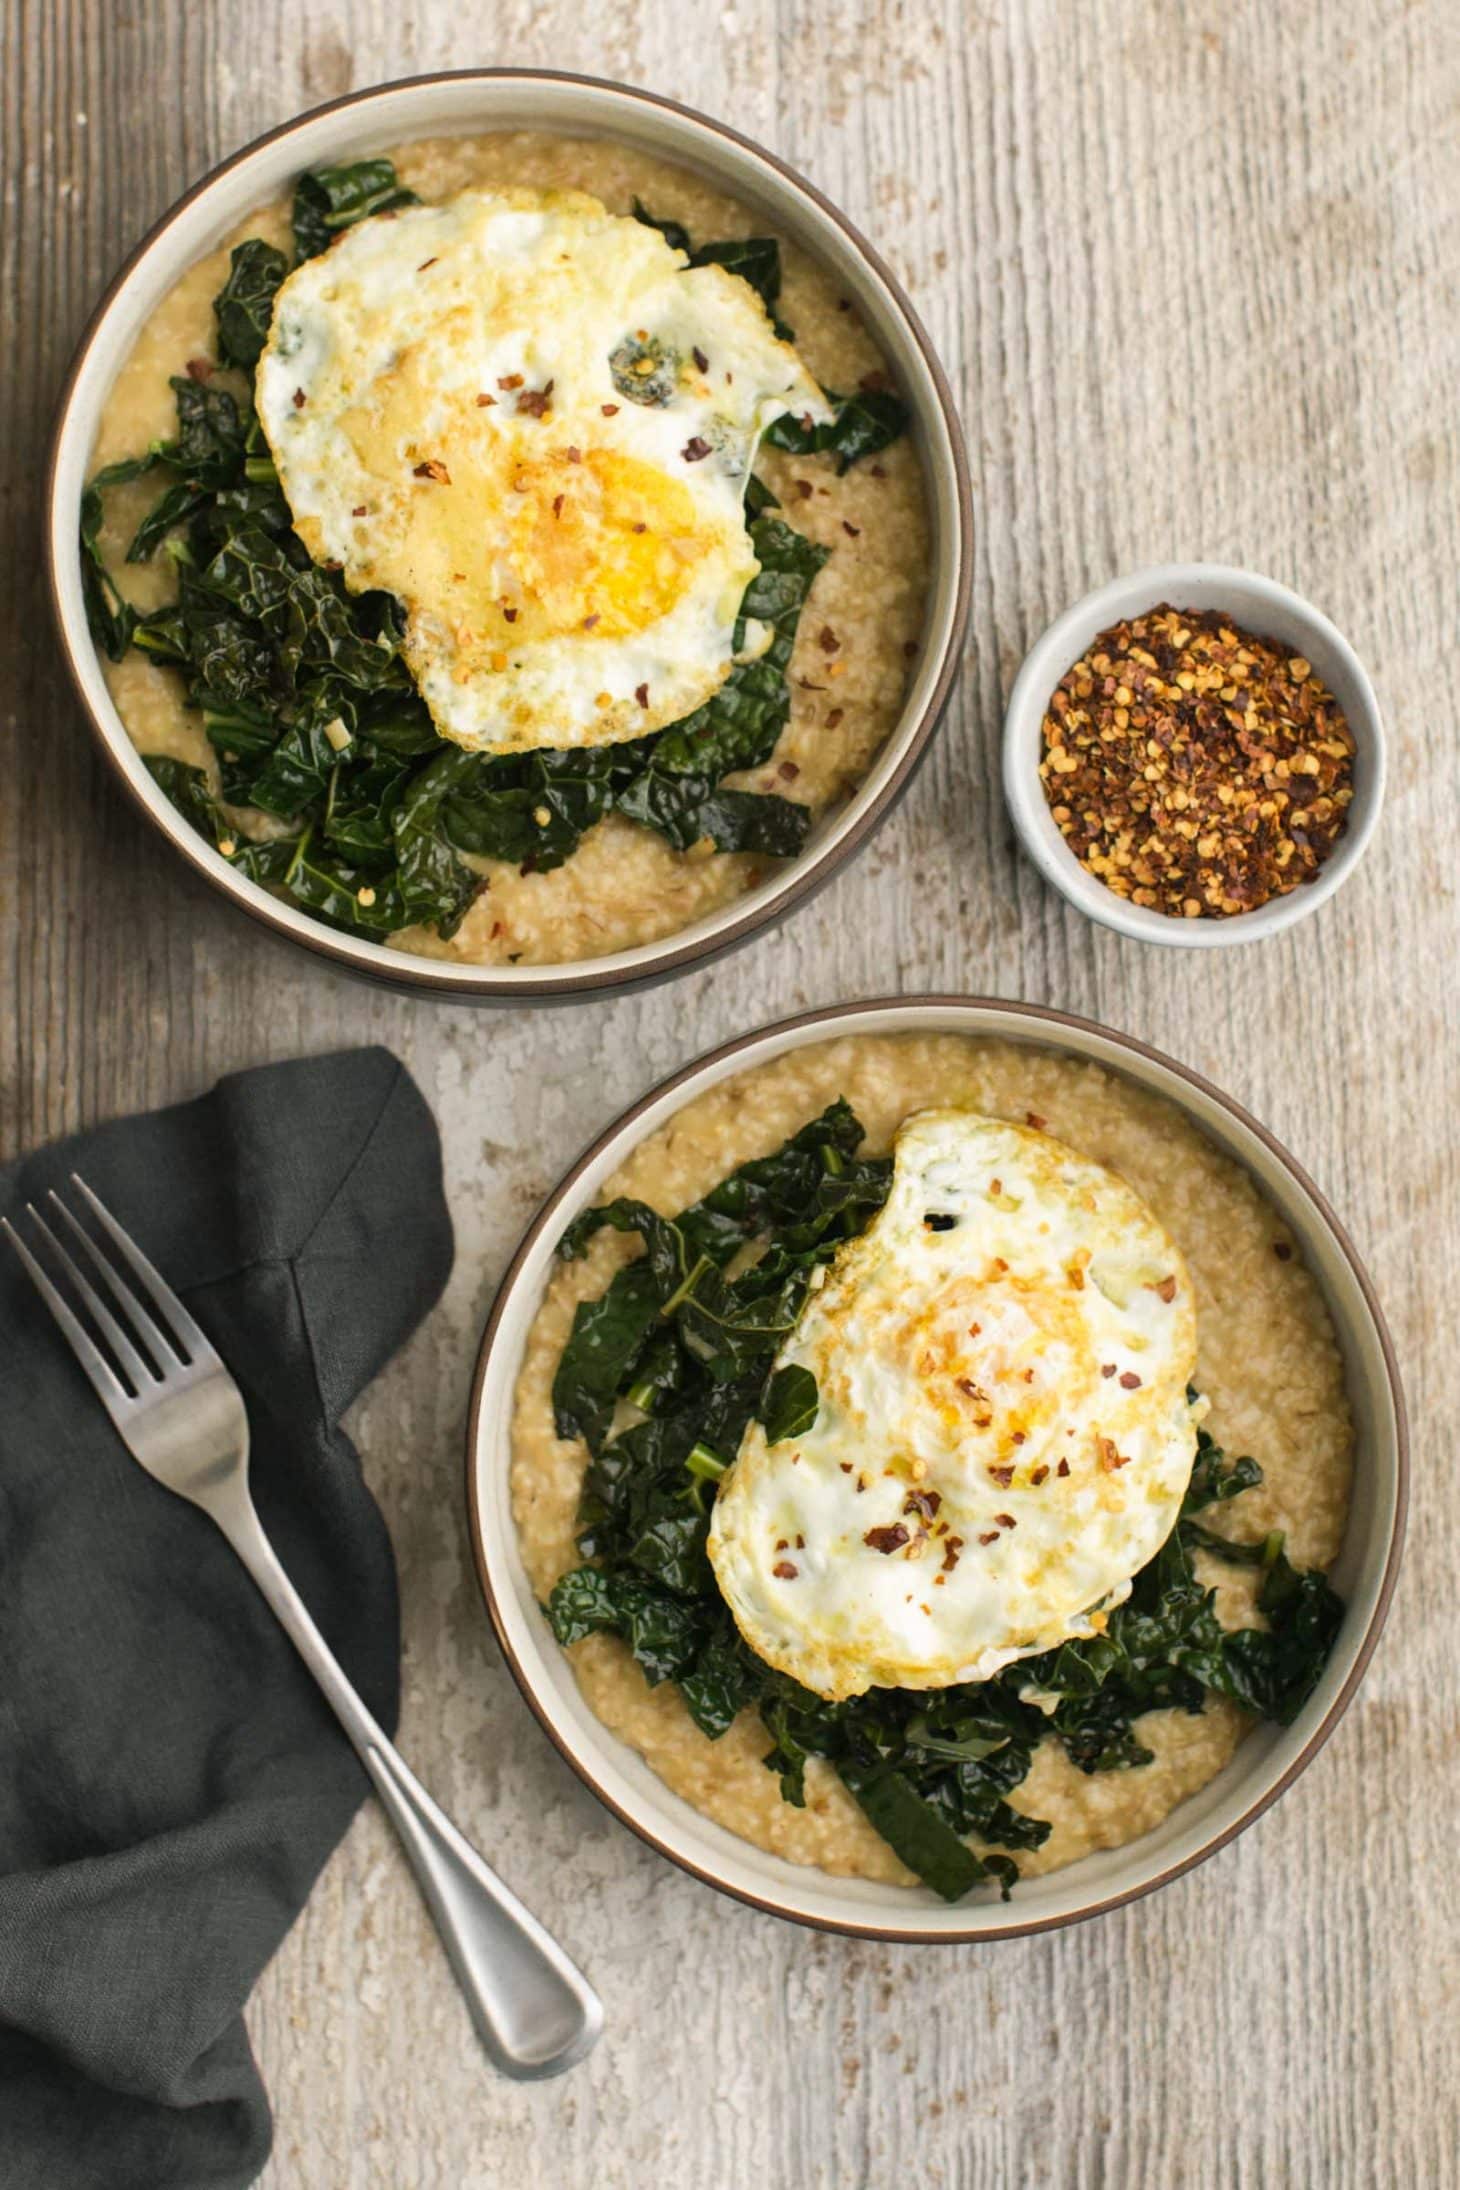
[81,164,908,942]
[544,1099,1345,1903]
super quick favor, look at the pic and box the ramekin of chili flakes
[1038,605,1356,919]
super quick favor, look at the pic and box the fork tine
[69,1174,215,1363]
[2,1214,135,1418]
[22,1205,158,1395]
[48,1191,177,1376]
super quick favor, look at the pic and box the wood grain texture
[3,1,1457,2182]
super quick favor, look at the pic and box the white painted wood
[4,1,1455,2181]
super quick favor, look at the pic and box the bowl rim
[45,67,973,1003]
[1001,561,1386,950]
[464,992,1408,1940]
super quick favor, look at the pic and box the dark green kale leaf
[1181,1419,1264,1514]
[765,386,910,474]
[293,158,419,260]
[212,238,289,369]
[631,202,795,340]
[839,1762,1018,1904]
[81,457,159,656]
[761,1363,818,1444]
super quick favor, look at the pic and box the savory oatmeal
[510,1035,1352,1892]
[86,134,930,967]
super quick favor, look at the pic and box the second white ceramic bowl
[467,995,1405,1941]
[1002,565,1385,948]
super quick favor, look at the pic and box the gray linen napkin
[0,1046,453,2189]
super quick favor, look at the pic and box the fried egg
[707,1110,1202,1701]
[255,188,833,754]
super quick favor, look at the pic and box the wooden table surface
[4,2,1456,2183]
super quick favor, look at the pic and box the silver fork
[4,1176,602,2081]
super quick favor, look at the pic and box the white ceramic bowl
[47,71,971,1001]
[1002,565,1385,948]
[467,996,1406,1941]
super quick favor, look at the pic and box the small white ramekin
[1001,565,1385,948]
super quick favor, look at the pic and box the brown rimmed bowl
[466,996,1406,1941]
[46,71,972,1002]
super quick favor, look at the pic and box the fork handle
[209,1481,603,2080]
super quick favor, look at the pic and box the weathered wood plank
[2,0,1455,2182]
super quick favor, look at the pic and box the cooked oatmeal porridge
[510,1035,1353,1887]
[88,134,930,967]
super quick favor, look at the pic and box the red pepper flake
[351,504,368,517]
[582,613,600,630]
[601,402,620,416]
[818,626,840,654]
[566,445,582,463]
[1274,1241,1293,1261]
[796,1534,805,1549]
[489,921,504,941]
[1031,1464,1049,1485]
[941,1535,964,1571]
[1097,1437,1130,1473]
[417,256,438,271]
[772,1560,799,1580]
[826,707,844,729]
[635,682,649,708]
[681,436,712,462]
[1026,1111,1048,1130]
[778,761,800,781]
[988,1465,1014,1488]
[185,356,213,382]
[692,345,709,372]
[413,458,451,483]
[292,388,307,409]
[1101,1363,1117,1379]
[498,373,524,390]
[864,1523,910,1555]
[516,383,554,417]
[632,522,647,534]
[1057,1458,1070,1478]
[1011,1430,1026,1445]
[552,494,564,518]
[503,606,518,623]
[870,463,887,478]
[978,1531,1000,1546]
[475,392,496,406]
[995,1513,1016,1529]
[1119,1371,1143,1390]
[839,1462,852,1473]
[903,1488,943,1522]
[795,480,813,499]
[1149,1274,1178,1301]
[842,521,861,538]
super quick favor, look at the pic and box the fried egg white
[707,1110,1202,1702]
[255,188,833,755]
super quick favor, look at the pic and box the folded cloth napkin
[0,1047,453,2190]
